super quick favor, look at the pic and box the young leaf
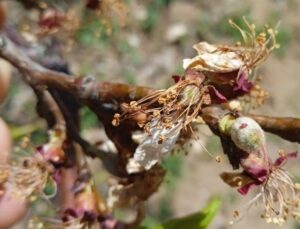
[140,197,221,229]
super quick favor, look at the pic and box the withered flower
[2,155,52,200]
[113,69,227,170]
[0,127,66,200]
[29,171,109,229]
[183,17,279,85]
[62,170,108,228]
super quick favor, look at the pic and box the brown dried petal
[220,171,255,188]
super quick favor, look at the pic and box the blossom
[183,17,278,96]
[113,69,229,171]
[29,171,110,229]
[0,128,66,200]
[184,17,279,74]
[1,156,52,200]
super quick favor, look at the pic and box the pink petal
[233,70,253,93]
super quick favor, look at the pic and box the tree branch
[249,114,300,143]
[1,31,300,166]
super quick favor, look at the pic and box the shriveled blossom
[66,171,107,221]
[29,170,111,229]
[0,155,53,200]
[219,116,300,225]
[183,17,279,86]
[113,69,228,170]
[0,127,66,200]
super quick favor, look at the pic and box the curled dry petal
[183,42,243,72]
[220,171,255,188]
[233,70,253,93]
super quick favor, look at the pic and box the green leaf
[140,197,221,229]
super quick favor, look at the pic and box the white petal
[131,119,183,171]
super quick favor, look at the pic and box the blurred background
[1,0,300,228]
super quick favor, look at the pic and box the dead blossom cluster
[112,17,279,172]
[110,18,300,226]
